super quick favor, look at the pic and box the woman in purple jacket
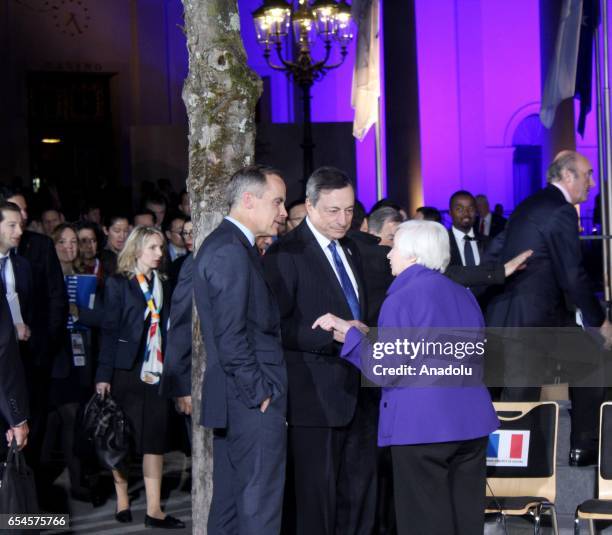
[313,219,499,535]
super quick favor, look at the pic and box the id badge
[71,333,86,367]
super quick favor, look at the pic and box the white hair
[394,220,450,272]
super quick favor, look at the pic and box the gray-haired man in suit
[194,165,288,535]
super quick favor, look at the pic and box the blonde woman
[95,226,184,529]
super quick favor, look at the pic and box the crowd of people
[0,149,610,534]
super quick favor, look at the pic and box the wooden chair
[574,402,612,535]
[485,401,559,535]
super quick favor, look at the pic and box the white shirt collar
[306,216,336,250]
[552,182,573,204]
[225,216,255,247]
[452,225,475,241]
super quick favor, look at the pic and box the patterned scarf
[135,271,163,384]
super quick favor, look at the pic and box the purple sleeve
[340,327,367,370]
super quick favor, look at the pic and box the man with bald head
[486,150,612,465]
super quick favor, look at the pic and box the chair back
[598,402,612,500]
[486,402,559,502]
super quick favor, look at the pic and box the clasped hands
[312,313,369,343]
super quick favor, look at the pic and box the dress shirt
[0,253,24,326]
[452,226,481,266]
[168,243,187,262]
[225,216,255,247]
[305,217,359,298]
[479,213,492,236]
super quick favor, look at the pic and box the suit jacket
[448,228,489,267]
[0,286,29,427]
[160,254,193,399]
[263,220,367,427]
[17,230,68,366]
[347,230,394,326]
[194,219,286,429]
[486,185,605,328]
[474,213,507,238]
[96,273,170,383]
[341,264,498,446]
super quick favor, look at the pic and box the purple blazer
[341,264,499,446]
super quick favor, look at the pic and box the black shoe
[144,514,185,529]
[569,448,597,467]
[115,509,133,523]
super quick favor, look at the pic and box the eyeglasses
[181,231,193,238]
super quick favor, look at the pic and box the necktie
[0,257,7,292]
[463,235,476,266]
[328,241,360,320]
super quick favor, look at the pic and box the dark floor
[39,452,192,534]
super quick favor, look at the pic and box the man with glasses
[163,213,187,262]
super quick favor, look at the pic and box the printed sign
[486,430,530,467]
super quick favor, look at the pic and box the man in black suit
[161,254,193,423]
[0,280,29,453]
[475,194,506,238]
[0,188,67,476]
[194,165,288,535]
[448,190,489,267]
[486,150,612,464]
[263,167,376,535]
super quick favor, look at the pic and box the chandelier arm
[272,42,298,70]
[318,47,349,70]
[309,40,333,71]
[264,53,293,71]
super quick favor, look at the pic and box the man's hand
[6,421,29,450]
[96,382,111,398]
[260,397,271,413]
[175,396,192,416]
[504,250,533,277]
[600,319,612,350]
[15,323,31,342]
[312,313,362,343]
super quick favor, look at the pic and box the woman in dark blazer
[314,220,499,535]
[95,226,184,529]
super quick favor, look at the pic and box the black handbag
[0,440,39,515]
[76,393,130,471]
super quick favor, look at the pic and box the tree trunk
[181,1,261,533]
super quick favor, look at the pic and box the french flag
[487,430,530,467]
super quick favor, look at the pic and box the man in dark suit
[486,150,612,465]
[448,190,489,267]
[161,254,193,419]
[0,283,29,453]
[263,167,377,535]
[0,188,67,483]
[475,194,506,238]
[0,187,67,367]
[194,165,288,535]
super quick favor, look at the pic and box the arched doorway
[512,113,544,205]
